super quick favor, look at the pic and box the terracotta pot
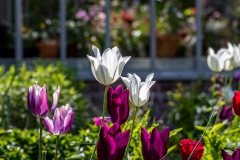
[156,34,179,57]
[35,41,59,58]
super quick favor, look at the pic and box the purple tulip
[222,149,240,160]
[97,123,130,160]
[107,85,129,125]
[141,127,170,160]
[93,117,112,126]
[28,83,60,118]
[219,105,233,121]
[43,104,74,135]
[234,70,240,82]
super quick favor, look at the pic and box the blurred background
[0,0,240,159]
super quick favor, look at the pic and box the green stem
[90,86,108,160]
[188,97,222,160]
[124,107,138,159]
[42,150,47,160]
[54,136,60,160]
[38,118,43,160]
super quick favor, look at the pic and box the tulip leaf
[223,128,240,135]
[195,125,205,131]
[159,145,176,160]
[169,128,183,137]
[211,123,224,132]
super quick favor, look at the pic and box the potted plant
[35,19,59,58]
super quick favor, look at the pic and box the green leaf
[160,145,177,160]
[170,128,183,137]
[195,126,205,131]
[211,123,224,132]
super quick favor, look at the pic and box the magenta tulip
[222,149,240,160]
[107,85,129,125]
[141,127,170,160]
[93,117,112,126]
[43,104,74,135]
[28,83,60,118]
[97,123,130,160]
[219,105,233,121]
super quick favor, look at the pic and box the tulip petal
[109,124,121,138]
[119,90,130,125]
[145,73,154,82]
[141,127,151,160]
[102,48,118,79]
[36,85,50,117]
[158,127,170,159]
[92,45,102,61]
[112,46,122,60]
[51,86,60,114]
[62,107,74,134]
[94,117,112,126]
[97,126,117,160]
[221,149,233,160]
[52,108,62,135]
[115,85,123,95]
[115,130,130,160]
[151,128,161,159]
[232,149,240,160]
[43,117,55,134]
[121,77,131,89]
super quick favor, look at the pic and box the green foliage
[0,110,181,159]
[196,116,240,160]
[0,61,88,131]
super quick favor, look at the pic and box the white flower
[121,73,156,107]
[227,42,240,67]
[207,47,233,72]
[87,46,131,85]
[223,43,236,71]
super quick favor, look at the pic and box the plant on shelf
[34,18,59,58]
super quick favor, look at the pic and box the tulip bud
[107,85,129,125]
[121,73,155,107]
[222,149,240,160]
[141,127,170,160]
[179,139,204,160]
[43,104,74,135]
[232,92,240,116]
[28,83,60,118]
[97,124,130,160]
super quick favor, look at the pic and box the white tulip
[223,43,236,71]
[87,46,131,85]
[207,47,233,72]
[121,73,156,107]
[228,43,240,67]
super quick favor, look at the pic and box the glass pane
[156,0,196,58]
[66,0,106,58]
[202,0,240,56]
[0,1,14,58]
[22,0,60,58]
[110,0,150,57]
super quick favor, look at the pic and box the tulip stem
[54,136,60,160]
[124,107,138,159]
[90,86,108,160]
[38,118,43,160]
[187,97,222,160]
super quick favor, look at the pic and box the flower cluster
[207,42,240,72]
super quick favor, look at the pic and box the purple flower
[28,83,60,118]
[75,9,89,21]
[219,105,233,121]
[222,149,240,160]
[234,70,240,82]
[141,127,170,160]
[93,117,112,126]
[107,85,129,125]
[89,5,102,17]
[97,123,130,160]
[43,104,74,135]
